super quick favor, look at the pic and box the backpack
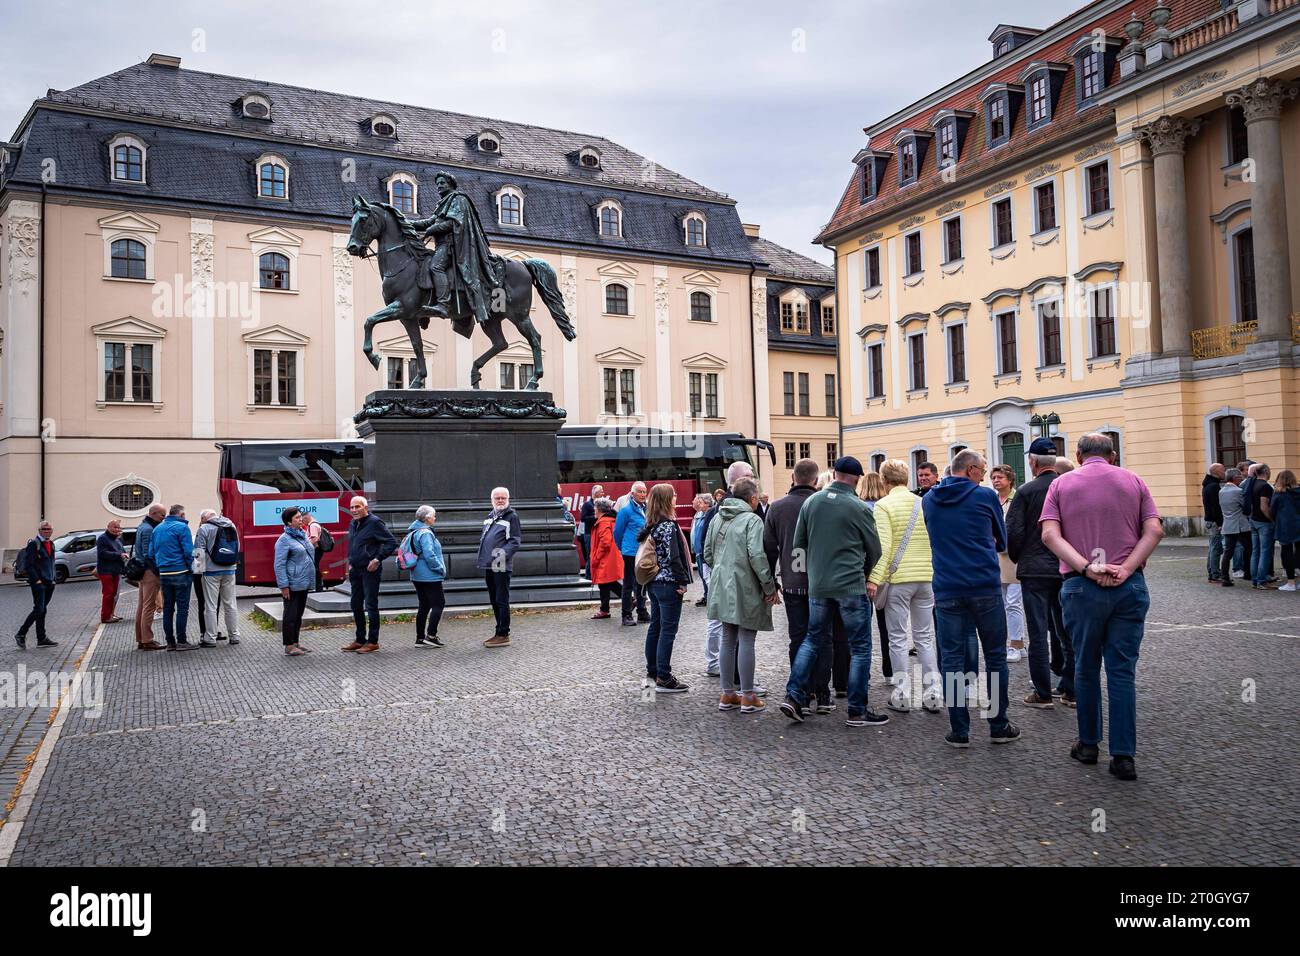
[397,530,421,571]
[207,524,240,566]
[635,524,665,586]
[316,527,335,553]
[13,541,30,580]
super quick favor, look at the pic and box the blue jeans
[18,581,56,642]
[934,593,1010,737]
[1250,519,1275,585]
[1021,578,1073,698]
[1205,523,1223,580]
[645,580,683,679]
[159,572,192,644]
[786,595,873,717]
[349,566,383,643]
[1060,573,1150,757]
[483,569,512,637]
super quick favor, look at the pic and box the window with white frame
[604,282,630,315]
[388,174,417,215]
[1090,285,1118,357]
[1028,73,1051,127]
[904,231,923,276]
[370,114,398,138]
[239,94,271,119]
[478,129,501,154]
[100,212,159,282]
[992,197,1014,247]
[690,290,713,323]
[598,201,622,238]
[795,301,809,333]
[866,342,885,398]
[1085,161,1111,216]
[497,187,523,226]
[942,216,962,263]
[498,361,534,390]
[1033,180,1057,232]
[110,238,148,280]
[781,301,795,332]
[602,367,636,415]
[996,310,1019,374]
[109,135,146,183]
[938,120,957,167]
[898,139,917,185]
[821,305,835,335]
[92,318,166,407]
[907,332,926,391]
[244,326,307,409]
[1038,299,1063,367]
[987,95,1009,147]
[864,246,881,289]
[259,252,290,291]
[946,322,967,383]
[688,371,719,418]
[387,356,420,390]
[257,156,289,199]
[684,213,706,247]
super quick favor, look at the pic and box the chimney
[146,53,182,69]
[742,223,761,238]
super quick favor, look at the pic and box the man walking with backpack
[194,509,242,648]
[15,521,60,649]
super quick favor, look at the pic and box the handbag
[873,498,921,610]
[634,531,659,586]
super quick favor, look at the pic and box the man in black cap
[1006,438,1074,709]
[780,456,887,727]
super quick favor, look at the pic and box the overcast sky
[1,0,1083,264]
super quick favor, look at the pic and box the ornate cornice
[354,395,567,423]
[984,180,1017,199]
[1277,36,1300,57]
[1173,69,1227,99]
[1073,140,1115,163]
[1135,116,1202,157]
[898,214,925,230]
[935,199,966,217]
[1023,162,1060,183]
[1225,77,1300,125]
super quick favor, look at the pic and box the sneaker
[1279,582,1297,591]
[1023,691,1054,709]
[990,722,1022,744]
[285,645,306,657]
[1006,646,1023,663]
[1221,580,1235,587]
[695,598,707,607]
[752,684,767,698]
[654,675,688,694]
[921,694,943,714]
[590,611,611,619]
[1232,570,1245,578]
[740,692,765,714]
[718,692,742,711]
[415,635,444,647]
[778,697,806,723]
[35,638,59,648]
[706,669,720,678]
[1251,583,1266,590]
[173,641,197,652]
[198,640,219,648]
[1109,755,1138,781]
[816,700,836,715]
[1070,740,1099,764]
[228,636,241,646]
[216,633,228,641]
[484,635,511,648]
[621,617,637,627]
[636,613,651,624]
[945,732,970,749]
[14,635,26,650]
[886,692,910,714]
[1058,690,1077,708]
[845,710,890,728]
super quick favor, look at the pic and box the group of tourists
[1201,461,1300,591]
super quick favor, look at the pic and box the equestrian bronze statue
[345,171,576,389]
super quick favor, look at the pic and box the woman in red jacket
[588,498,624,619]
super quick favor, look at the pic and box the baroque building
[817,0,1300,529]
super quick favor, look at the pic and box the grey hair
[951,449,985,475]
[726,460,754,485]
[1225,467,1242,482]
[1028,453,1054,470]
[168,503,185,516]
[1076,432,1114,459]
[200,508,218,523]
[350,495,369,507]
[415,505,436,522]
[1253,463,1270,480]
[732,477,760,502]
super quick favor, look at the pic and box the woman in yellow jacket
[865,459,941,713]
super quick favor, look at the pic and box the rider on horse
[408,171,504,326]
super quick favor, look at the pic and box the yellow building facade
[818,0,1300,530]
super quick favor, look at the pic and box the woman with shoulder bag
[274,507,316,656]
[405,505,448,647]
[636,484,693,693]
[588,498,624,618]
[703,476,779,714]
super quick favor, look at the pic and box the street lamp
[1029,412,1060,438]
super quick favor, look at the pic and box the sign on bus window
[252,498,341,527]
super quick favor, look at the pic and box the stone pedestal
[306,389,592,612]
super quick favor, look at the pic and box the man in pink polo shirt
[1040,432,1164,782]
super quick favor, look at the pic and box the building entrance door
[999,432,1026,485]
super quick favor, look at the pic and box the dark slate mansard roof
[5,60,766,269]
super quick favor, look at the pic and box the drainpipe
[39,183,47,520]
[748,261,760,488]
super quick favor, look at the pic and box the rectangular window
[689,372,702,418]
[1086,162,1111,215]
[943,217,962,263]
[939,120,956,166]
[997,311,1019,374]
[498,362,515,390]
[905,232,922,275]
[1081,51,1103,100]
[131,344,154,403]
[780,302,794,331]
[105,342,127,402]
[989,96,1007,144]
[908,334,926,391]
[947,324,966,383]
[799,442,811,461]
[911,450,928,490]
[1039,300,1062,367]
[1228,108,1249,166]
[865,247,881,289]
[798,372,810,416]
[824,374,836,417]
[795,303,809,333]
[900,140,916,183]
[603,368,616,414]
[704,373,718,418]
[1034,181,1057,232]
[1091,287,1117,357]
[1235,229,1257,325]
[862,162,876,202]
[785,442,796,469]
[276,350,295,406]
[827,442,838,465]
[783,372,794,416]
[821,306,835,335]
[993,198,1014,247]
[619,369,635,415]
[1104,431,1121,467]
[254,349,273,405]
[1030,75,1050,125]
[867,343,884,398]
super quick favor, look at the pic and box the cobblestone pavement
[3,546,1297,866]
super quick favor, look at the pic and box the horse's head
[346,195,382,258]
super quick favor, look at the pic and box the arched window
[599,203,621,238]
[389,176,416,215]
[579,147,601,168]
[684,214,706,247]
[259,252,291,290]
[1213,415,1246,467]
[605,282,629,315]
[690,290,712,323]
[370,114,397,138]
[109,135,146,183]
[258,160,288,199]
[110,238,147,279]
[498,188,523,226]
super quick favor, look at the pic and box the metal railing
[1191,320,1258,359]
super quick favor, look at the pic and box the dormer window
[256,154,289,200]
[980,84,1021,149]
[239,94,271,120]
[930,110,974,170]
[683,213,706,247]
[496,186,524,227]
[1021,63,1068,131]
[996,37,1013,57]
[989,24,1042,60]
[386,172,418,215]
[938,121,956,166]
[597,200,623,239]
[891,130,931,188]
[854,148,892,204]
[370,114,397,138]
[1071,35,1122,108]
[477,129,501,154]
[1029,75,1049,125]
[109,134,147,183]
[990,97,1008,142]
[578,147,601,169]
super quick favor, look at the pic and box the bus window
[229,443,364,493]
[697,469,725,495]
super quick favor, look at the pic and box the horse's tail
[524,258,576,341]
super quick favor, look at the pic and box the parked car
[14,528,137,583]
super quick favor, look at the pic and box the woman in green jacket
[703,477,779,714]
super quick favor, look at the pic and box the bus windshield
[221,443,366,494]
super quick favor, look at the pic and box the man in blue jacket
[16,521,60,649]
[149,504,196,650]
[922,450,1020,749]
[612,482,649,626]
[477,487,523,648]
[343,496,398,653]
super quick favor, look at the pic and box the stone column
[1226,77,1299,344]
[1135,116,1201,357]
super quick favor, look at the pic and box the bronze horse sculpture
[345,195,575,389]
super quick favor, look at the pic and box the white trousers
[202,573,240,641]
[1002,582,1025,647]
[884,582,940,703]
